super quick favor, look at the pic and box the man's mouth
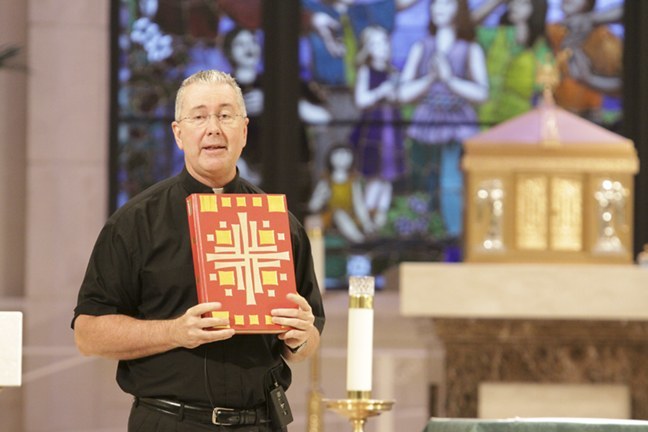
[203,144,226,152]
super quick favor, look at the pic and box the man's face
[172,82,248,187]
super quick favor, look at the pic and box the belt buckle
[212,407,235,425]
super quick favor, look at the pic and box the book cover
[186,193,297,333]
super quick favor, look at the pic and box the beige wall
[0,0,121,430]
[0,0,27,298]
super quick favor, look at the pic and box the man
[73,70,325,432]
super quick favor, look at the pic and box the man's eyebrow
[187,103,236,112]
[187,104,208,112]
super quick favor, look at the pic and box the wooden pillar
[622,2,648,259]
[261,0,306,221]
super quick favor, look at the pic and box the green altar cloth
[423,418,648,432]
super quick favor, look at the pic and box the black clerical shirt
[73,168,325,408]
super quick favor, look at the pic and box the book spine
[186,195,208,304]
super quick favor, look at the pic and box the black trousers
[128,402,287,432]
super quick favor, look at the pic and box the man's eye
[193,114,207,121]
[219,113,233,121]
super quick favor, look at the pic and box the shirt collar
[180,167,242,195]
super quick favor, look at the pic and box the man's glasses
[177,112,246,127]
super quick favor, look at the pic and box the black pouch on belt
[266,368,293,428]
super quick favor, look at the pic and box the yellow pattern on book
[267,196,286,213]
[258,230,275,245]
[265,315,274,325]
[262,270,279,286]
[236,196,247,207]
[235,315,245,326]
[221,197,232,207]
[219,270,235,285]
[253,196,263,207]
[199,195,218,212]
[216,230,233,245]
[249,315,259,325]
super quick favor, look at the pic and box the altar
[395,263,648,419]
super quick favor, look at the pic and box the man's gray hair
[174,70,247,120]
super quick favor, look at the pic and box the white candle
[346,276,374,398]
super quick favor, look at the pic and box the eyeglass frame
[176,112,247,127]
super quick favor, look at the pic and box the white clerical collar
[212,187,224,194]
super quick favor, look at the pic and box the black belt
[135,397,271,426]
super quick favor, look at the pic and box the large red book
[186,193,298,333]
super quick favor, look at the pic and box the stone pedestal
[434,318,648,418]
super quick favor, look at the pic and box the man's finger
[190,302,224,315]
[200,316,231,329]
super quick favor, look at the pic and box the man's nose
[206,114,223,131]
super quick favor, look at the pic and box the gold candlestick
[324,397,394,432]
[325,276,394,432]
[305,214,326,432]
[306,345,324,432]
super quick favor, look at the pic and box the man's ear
[172,122,184,150]
[242,117,249,148]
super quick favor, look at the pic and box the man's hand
[271,293,320,361]
[74,303,236,360]
[170,302,236,349]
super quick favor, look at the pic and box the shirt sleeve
[72,221,141,328]
[289,215,326,334]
